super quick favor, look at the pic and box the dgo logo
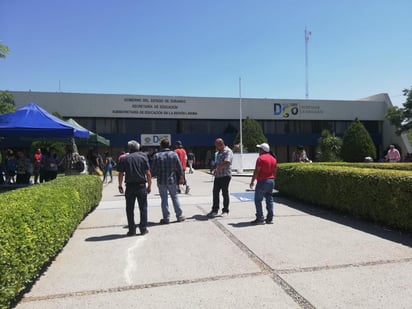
[273,103,299,118]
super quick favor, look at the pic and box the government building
[10,91,411,167]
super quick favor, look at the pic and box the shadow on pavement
[187,214,209,221]
[85,234,126,241]
[228,221,253,228]
[276,195,412,248]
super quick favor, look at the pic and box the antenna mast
[305,27,311,99]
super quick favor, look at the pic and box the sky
[1,0,411,107]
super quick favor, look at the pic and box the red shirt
[175,148,187,170]
[34,153,42,166]
[255,153,277,181]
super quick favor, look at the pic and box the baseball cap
[256,143,270,152]
[175,140,182,146]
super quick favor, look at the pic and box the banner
[141,134,171,146]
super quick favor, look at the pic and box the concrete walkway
[16,170,412,308]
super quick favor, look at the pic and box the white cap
[256,143,270,152]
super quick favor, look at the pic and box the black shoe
[140,229,149,235]
[207,211,218,218]
[250,219,265,225]
[160,218,170,224]
[126,230,136,236]
[266,219,274,224]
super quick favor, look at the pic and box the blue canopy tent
[0,102,89,139]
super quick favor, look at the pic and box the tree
[31,111,68,156]
[0,41,10,58]
[233,117,266,152]
[317,129,342,161]
[386,87,412,135]
[0,91,16,114]
[341,118,376,162]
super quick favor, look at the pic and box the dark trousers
[212,176,231,213]
[16,173,30,184]
[44,170,58,182]
[125,183,148,233]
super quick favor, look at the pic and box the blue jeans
[254,179,275,221]
[158,183,183,220]
[125,183,148,233]
[103,165,113,182]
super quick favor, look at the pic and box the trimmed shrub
[0,175,102,309]
[312,162,412,171]
[275,163,412,231]
[341,118,376,162]
[318,129,342,161]
[233,117,267,152]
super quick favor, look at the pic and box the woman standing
[102,151,114,183]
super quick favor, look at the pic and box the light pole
[239,77,243,173]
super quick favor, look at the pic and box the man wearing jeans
[151,138,186,224]
[207,138,233,218]
[117,140,152,236]
[249,143,277,225]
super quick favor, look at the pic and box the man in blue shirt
[151,138,186,224]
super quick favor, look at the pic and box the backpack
[71,153,84,173]
[75,160,85,173]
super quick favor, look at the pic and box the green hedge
[275,163,412,231]
[0,175,102,309]
[311,162,412,171]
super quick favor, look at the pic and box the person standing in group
[42,147,59,182]
[58,144,82,176]
[102,151,114,183]
[174,140,190,194]
[187,149,195,174]
[385,144,401,162]
[249,143,278,225]
[33,148,42,184]
[118,150,128,162]
[15,149,32,184]
[151,138,186,224]
[5,149,16,184]
[117,140,152,236]
[292,145,311,163]
[207,138,233,218]
[86,147,98,175]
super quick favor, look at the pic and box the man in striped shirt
[207,138,233,218]
[151,139,186,224]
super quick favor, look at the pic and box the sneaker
[185,186,190,194]
[221,212,229,217]
[250,219,265,225]
[177,216,186,222]
[159,218,170,224]
[265,219,274,224]
[207,211,218,218]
